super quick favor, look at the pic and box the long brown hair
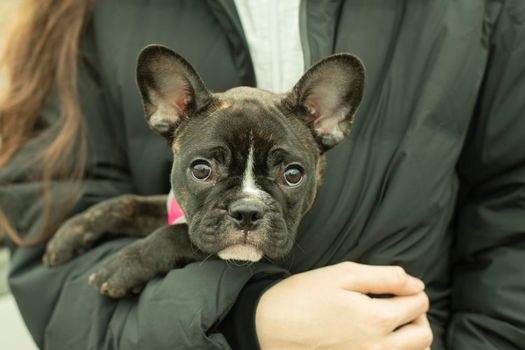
[0,0,94,245]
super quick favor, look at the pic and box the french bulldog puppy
[43,45,365,298]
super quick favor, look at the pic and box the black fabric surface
[219,277,283,350]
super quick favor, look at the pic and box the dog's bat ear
[136,45,212,140]
[284,54,365,152]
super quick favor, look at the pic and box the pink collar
[167,190,186,225]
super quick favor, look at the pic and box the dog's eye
[190,160,212,181]
[283,164,304,187]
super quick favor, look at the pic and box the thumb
[334,262,425,296]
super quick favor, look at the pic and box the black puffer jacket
[1,1,524,349]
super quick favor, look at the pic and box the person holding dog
[1,1,524,349]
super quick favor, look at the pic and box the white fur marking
[241,132,265,198]
[217,244,263,262]
[150,110,169,126]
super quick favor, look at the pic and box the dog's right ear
[137,45,212,140]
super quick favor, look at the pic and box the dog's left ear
[285,54,365,152]
[136,45,212,140]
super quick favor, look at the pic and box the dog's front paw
[43,215,101,267]
[88,247,153,298]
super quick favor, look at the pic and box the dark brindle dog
[43,45,365,298]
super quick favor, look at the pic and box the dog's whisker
[198,253,214,266]
[264,255,278,266]
[280,249,296,271]
[189,241,198,255]
[293,240,306,254]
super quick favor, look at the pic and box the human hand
[256,262,432,350]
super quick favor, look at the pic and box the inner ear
[286,54,365,151]
[137,45,212,140]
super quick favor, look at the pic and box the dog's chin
[217,244,263,262]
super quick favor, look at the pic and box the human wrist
[255,279,305,350]
[220,276,283,349]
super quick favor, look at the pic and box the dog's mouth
[216,231,265,262]
[217,244,263,262]
[189,206,292,262]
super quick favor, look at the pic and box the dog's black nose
[228,199,264,230]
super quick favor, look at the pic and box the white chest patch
[217,244,264,262]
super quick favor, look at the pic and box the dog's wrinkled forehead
[214,86,288,135]
[178,87,317,162]
[216,91,285,148]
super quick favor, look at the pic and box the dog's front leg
[44,194,168,266]
[88,224,205,298]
